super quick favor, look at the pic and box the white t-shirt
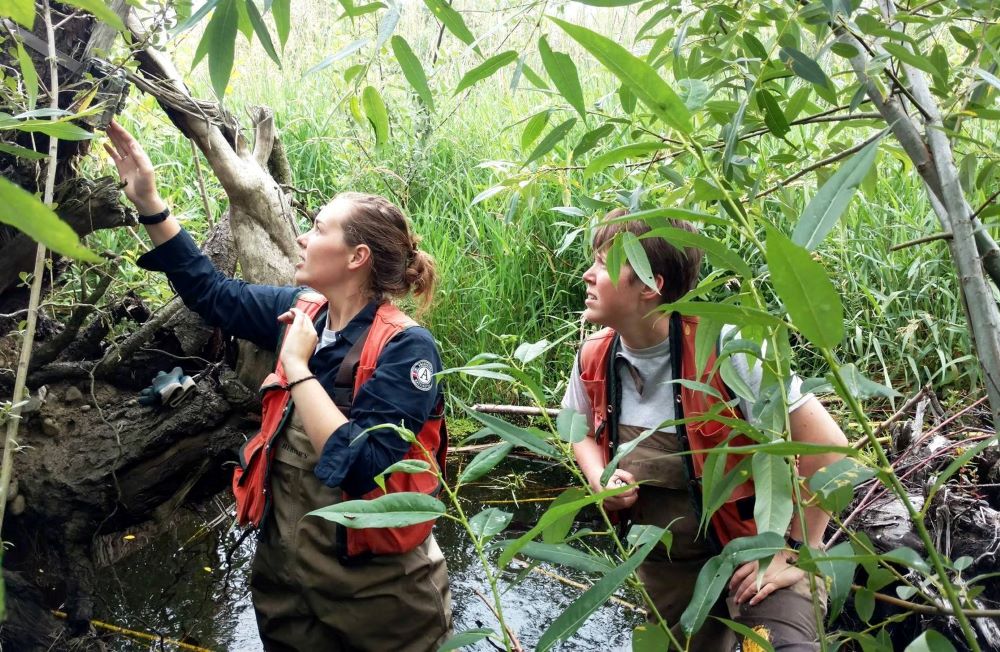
[562,325,812,433]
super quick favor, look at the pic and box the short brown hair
[592,208,702,304]
[337,192,437,313]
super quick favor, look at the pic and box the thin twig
[972,188,1000,220]
[889,232,953,252]
[473,588,524,652]
[754,130,884,199]
[0,0,60,532]
[853,584,1000,618]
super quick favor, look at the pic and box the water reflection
[95,457,641,650]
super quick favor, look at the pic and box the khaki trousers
[249,460,453,652]
[631,486,826,652]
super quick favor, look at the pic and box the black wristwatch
[138,206,170,225]
[786,535,804,552]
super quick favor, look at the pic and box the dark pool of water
[93,456,642,651]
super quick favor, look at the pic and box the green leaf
[520,110,551,152]
[793,133,884,250]
[556,408,589,444]
[535,526,665,651]
[808,542,856,621]
[455,51,518,95]
[621,231,657,290]
[722,97,747,178]
[752,454,792,535]
[644,227,753,279]
[765,227,844,349]
[498,486,625,567]
[583,142,668,179]
[538,36,586,119]
[462,405,558,457]
[681,533,785,635]
[524,117,577,167]
[632,623,671,652]
[245,0,281,66]
[680,555,733,636]
[0,0,34,27]
[512,541,614,574]
[0,177,102,263]
[599,428,656,486]
[574,0,647,5]
[174,0,220,34]
[0,143,46,160]
[975,68,1000,93]
[882,546,930,574]
[270,0,291,47]
[808,458,875,513]
[0,117,94,141]
[374,0,400,51]
[205,0,239,98]
[423,0,480,55]
[361,85,390,149]
[391,36,434,111]
[468,507,512,540]
[15,41,38,112]
[304,38,369,77]
[882,43,941,78]
[550,17,691,135]
[903,630,956,652]
[660,300,785,329]
[702,455,752,524]
[714,617,775,652]
[829,363,902,400]
[458,441,513,484]
[572,123,614,160]
[374,458,430,489]
[438,628,496,651]
[542,487,587,544]
[780,47,832,89]
[339,1,385,18]
[62,0,125,31]
[309,492,445,528]
[756,89,789,138]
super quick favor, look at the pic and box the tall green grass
[83,3,992,405]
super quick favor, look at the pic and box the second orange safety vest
[577,312,756,547]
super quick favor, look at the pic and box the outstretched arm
[105,121,294,350]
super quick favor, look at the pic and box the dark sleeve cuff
[313,421,368,494]
[136,228,202,272]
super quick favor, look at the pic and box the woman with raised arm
[105,122,451,652]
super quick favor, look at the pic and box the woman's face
[294,197,365,291]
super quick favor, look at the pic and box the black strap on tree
[668,311,722,553]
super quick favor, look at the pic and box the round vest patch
[410,360,434,391]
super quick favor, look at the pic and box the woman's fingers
[277,310,295,325]
[748,582,777,606]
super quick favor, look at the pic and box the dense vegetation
[2,0,999,650]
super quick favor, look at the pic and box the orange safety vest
[577,312,756,547]
[232,292,447,558]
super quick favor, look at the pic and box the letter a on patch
[410,360,434,391]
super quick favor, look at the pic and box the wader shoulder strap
[332,324,372,413]
[605,334,623,460]
[669,311,720,552]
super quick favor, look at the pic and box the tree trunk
[1,8,302,649]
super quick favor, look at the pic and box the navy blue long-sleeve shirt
[137,229,443,495]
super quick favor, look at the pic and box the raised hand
[104,121,164,215]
